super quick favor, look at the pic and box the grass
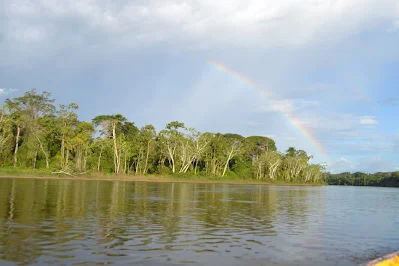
[0,167,325,186]
[0,167,53,177]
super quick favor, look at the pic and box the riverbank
[0,169,324,186]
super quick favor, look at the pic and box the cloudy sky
[1,0,398,173]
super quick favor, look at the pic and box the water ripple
[0,179,398,266]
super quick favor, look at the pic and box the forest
[0,89,325,183]
[324,171,399,187]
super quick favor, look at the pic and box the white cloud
[259,99,320,114]
[357,156,397,173]
[2,0,399,52]
[359,116,378,125]
[299,113,361,132]
[1,0,398,173]
[328,156,398,173]
[260,100,294,114]
[0,88,17,97]
[328,158,357,173]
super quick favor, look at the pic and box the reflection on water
[0,178,398,266]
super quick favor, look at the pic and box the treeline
[0,89,324,183]
[324,172,399,187]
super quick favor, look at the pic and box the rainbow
[208,59,329,163]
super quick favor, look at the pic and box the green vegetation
[324,172,399,187]
[0,89,325,183]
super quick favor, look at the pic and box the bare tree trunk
[97,145,103,172]
[65,149,69,168]
[222,147,234,177]
[76,149,81,171]
[34,133,49,169]
[124,150,127,174]
[167,146,176,173]
[33,151,37,168]
[135,152,141,175]
[112,122,120,175]
[13,126,20,167]
[143,141,150,174]
[83,149,87,171]
[211,158,217,175]
[61,135,65,168]
[171,157,175,173]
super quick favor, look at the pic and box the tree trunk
[76,149,81,171]
[60,135,65,168]
[13,126,20,167]
[35,133,49,169]
[143,141,150,174]
[112,122,120,175]
[171,157,175,173]
[97,145,103,172]
[33,151,37,168]
[167,146,176,173]
[83,149,87,171]
[135,152,141,175]
[65,149,69,168]
[222,147,234,177]
[124,149,127,174]
[194,159,198,175]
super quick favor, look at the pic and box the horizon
[1,0,398,173]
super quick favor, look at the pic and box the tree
[281,148,312,181]
[221,134,244,177]
[71,122,95,172]
[0,89,328,183]
[92,114,127,175]
[5,89,56,168]
[139,124,156,174]
[254,151,282,180]
[57,103,79,168]
[0,106,13,165]
[158,121,185,173]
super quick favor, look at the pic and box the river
[0,178,398,265]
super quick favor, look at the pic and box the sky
[0,0,398,173]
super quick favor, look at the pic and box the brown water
[0,178,398,266]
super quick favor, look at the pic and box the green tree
[221,134,244,177]
[158,121,185,173]
[5,89,56,168]
[57,103,79,169]
[139,124,156,174]
[92,114,127,175]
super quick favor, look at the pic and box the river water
[0,178,398,265]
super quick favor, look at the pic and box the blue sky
[0,0,398,173]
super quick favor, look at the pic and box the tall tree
[92,114,127,175]
[159,121,185,173]
[5,89,55,168]
[57,103,79,168]
[71,122,95,172]
[139,124,156,174]
[221,134,244,177]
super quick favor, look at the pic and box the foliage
[324,171,399,187]
[0,89,325,183]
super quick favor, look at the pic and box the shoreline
[0,174,324,186]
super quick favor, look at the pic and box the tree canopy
[324,171,399,187]
[0,89,326,183]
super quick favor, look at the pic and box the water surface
[0,178,398,265]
